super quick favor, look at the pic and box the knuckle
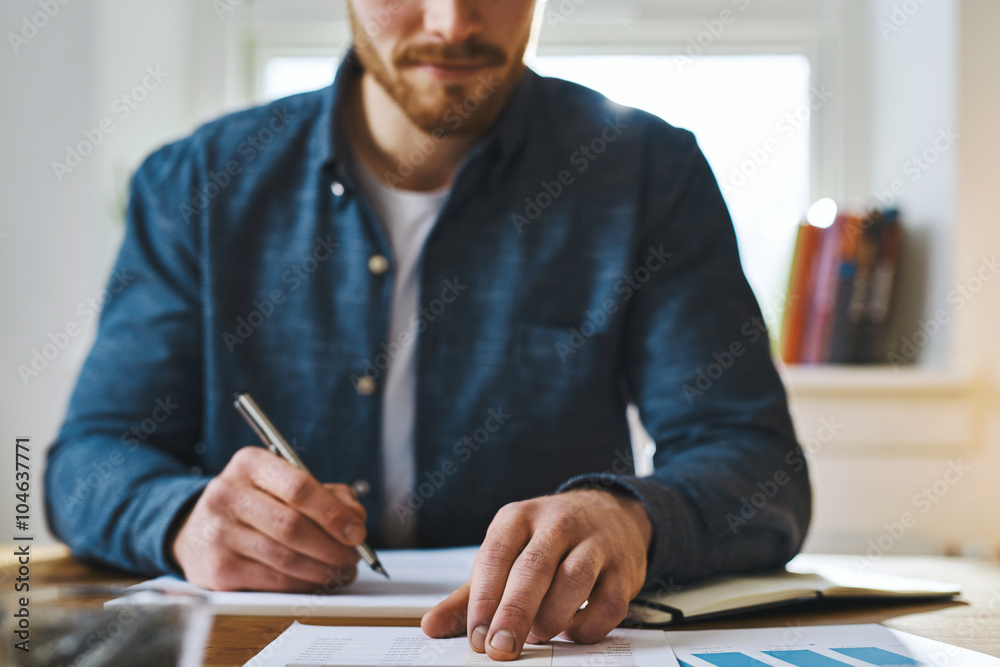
[562,556,599,591]
[270,507,303,542]
[468,591,504,620]
[551,506,587,535]
[230,446,261,469]
[591,594,629,626]
[319,501,348,530]
[477,540,519,571]
[516,547,553,577]
[494,501,526,525]
[267,570,298,591]
[531,614,564,641]
[497,595,536,625]
[282,473,313,506]
[271,544,300,571]
[201,478,231,507]
[327,482,353,496]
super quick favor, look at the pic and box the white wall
[2,0,102,543]
[868,0,957,369]
[0,0,230,542]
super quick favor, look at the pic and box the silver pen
[233,391,390,579]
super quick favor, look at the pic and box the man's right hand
[171,446,366,592]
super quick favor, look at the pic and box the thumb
[421,579,471,639]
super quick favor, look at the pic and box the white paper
[666,623,999,667]
[786,555,961,596]
[244,624,675,667]
[133,547,477,617]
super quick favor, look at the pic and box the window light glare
[806,198,838,228]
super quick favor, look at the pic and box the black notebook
[626,555,960,625]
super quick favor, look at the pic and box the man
[45,0,811,660]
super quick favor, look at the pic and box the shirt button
[352,479,371,498]
[368,254,389,275]
[355,376,377,396]
[331,181,345,197]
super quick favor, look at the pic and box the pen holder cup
[1,584,212,667]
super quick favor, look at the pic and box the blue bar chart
[831,648,922,666]
[694,653,773,667]
[690,649,920,667]
[666,623,997,667]
[764,650,855,667]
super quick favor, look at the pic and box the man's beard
[348,8,528,137]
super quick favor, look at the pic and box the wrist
[164,493,201,576]
[562,486,653,552]
[611,489,654,553]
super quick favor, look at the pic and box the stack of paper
[134,546,477,617]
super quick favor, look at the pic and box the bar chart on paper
[683,648,919,667]
[667,624,1000,667]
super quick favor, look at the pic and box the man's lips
[409,60,498,80]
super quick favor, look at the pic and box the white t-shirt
[354,162,449,547]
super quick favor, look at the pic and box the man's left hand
[421,488,653,660]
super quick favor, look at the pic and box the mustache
[394,39,507,68]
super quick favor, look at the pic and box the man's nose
[422,0,482,44]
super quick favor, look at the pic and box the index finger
[468,511,567,660]
[231,447,368,545]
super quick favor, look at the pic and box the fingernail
[471,625,488,651]
[343,522,364,543]
[490,629,516,653]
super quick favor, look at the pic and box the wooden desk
[4,546,999,666]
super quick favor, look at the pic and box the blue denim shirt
[46,52,811,586]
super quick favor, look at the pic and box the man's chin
[398,89,500,136]
[405,105,497,136]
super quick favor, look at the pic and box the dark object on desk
[625,557,959,626]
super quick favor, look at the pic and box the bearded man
[47,0,811,660]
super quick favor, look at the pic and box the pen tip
[375,564,390,579]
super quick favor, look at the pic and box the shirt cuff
[555,472,689,590]
[138,475,211,576]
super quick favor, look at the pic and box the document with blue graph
[666,624,999,667]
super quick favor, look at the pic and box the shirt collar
[319,48,537,186]
[319,49,362,186]
[482,63,537,181]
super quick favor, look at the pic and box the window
[262,56,342,101]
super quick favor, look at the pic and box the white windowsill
[782,365,974,395]
[781,365,984,456]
